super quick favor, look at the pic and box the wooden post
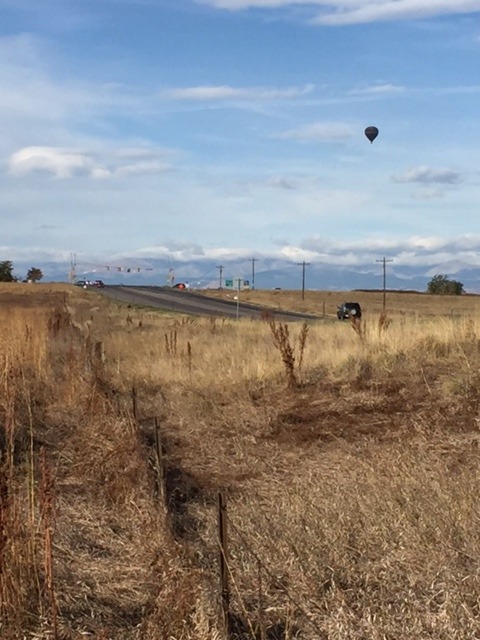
[257,558,265,640]
[132,386,139,422]
[154,417,166,505]
[322,301,326,318]
[218,491,230,636]
[94,341,105,364]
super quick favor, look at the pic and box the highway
[100,286,321,322]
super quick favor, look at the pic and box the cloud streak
[160,84,314,101]
[349,83,406,96]
[276,121,354,142]
[392,165,462,185]
[196,0,480,25]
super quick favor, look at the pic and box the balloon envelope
[365,126,379,143]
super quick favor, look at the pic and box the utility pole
[216,265,224,289]
[297,261,311,301]
[376,257,393,310]
[235,278,242,320]
[69,253,77,284]
[250,257,258,290]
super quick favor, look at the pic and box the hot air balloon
[364,126,379,143]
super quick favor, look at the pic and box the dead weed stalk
[40,448,58,639]
[378,310,391,335]
[165,329,178,356]
[268,320,310,387]
[349,316,364,340]
[297,322,309,372]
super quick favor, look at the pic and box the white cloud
[115,161,172,177]
[276,121,354,142]
[8,147,96,179]
[196,0,480,25]
[160,84,314,101]
[392,165,462,185]
[350,83,406,96]
[7,146,173,179]
[7,234,480,279]
[110,233,480,270]
[314,1,480,25]
[296,233,480,267]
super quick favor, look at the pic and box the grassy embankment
[1,283,480,639]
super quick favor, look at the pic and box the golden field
[1,283,480,639]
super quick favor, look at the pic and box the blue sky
[2,0,480,276]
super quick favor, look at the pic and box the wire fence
[127,385,328,640]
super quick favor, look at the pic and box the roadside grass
[199,287,480,319]
[102,308,480,391]
[0,285,479,638]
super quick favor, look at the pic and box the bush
[427,274,464,295]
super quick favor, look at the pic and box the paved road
[100,285,321,322]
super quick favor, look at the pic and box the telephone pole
[68,253,77,284]
[235,278,242,320]
[297,261,311,301]
[250,257,258,290]
[376,257,393,310]
[216,265,224,289]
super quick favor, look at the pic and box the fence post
[257,558,266,640]
[218,490,230,637]
[154,417,166,506]
[94,340,105,364]
[131,386,139,422]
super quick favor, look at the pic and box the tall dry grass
[0,290,221,639]
[101,306,480,392]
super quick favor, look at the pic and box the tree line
[0,261,43,283]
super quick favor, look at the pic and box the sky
[2,0,480,277]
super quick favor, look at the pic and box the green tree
[0,261,15,282]
[26,267,43,283]
[427,274,464,295]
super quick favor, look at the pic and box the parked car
[337,302,362,320]
[74,279,104,288]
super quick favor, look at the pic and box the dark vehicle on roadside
[337,302,362,320]
[93,280,105,288]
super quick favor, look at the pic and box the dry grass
[199,287,480,320]
[1,283,480,638]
